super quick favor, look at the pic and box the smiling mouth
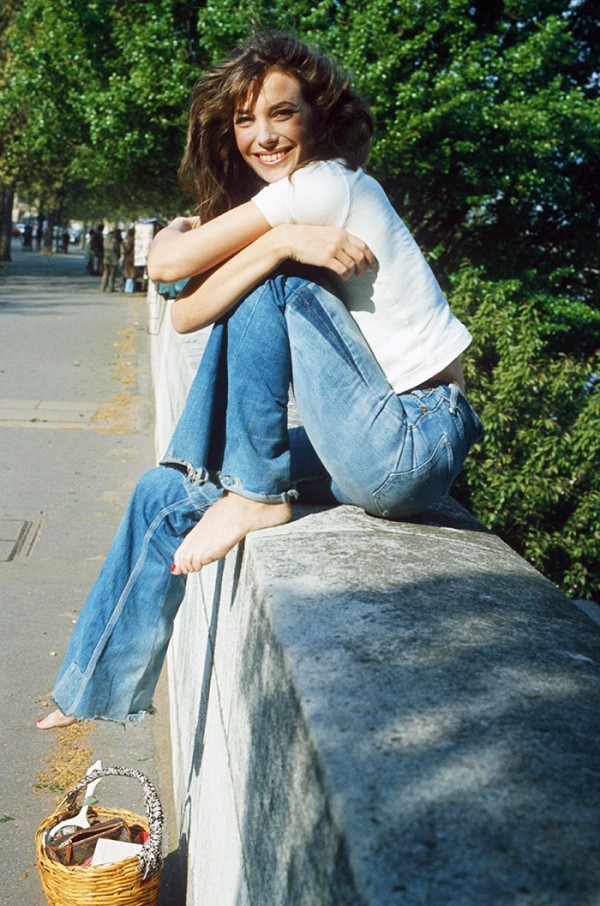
[255,150,291,164]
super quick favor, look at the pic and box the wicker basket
[35,767,163,906]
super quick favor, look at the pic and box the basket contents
[45,814,147,866]
[91,837,147,867]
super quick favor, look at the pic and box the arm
[146,202,272,284]
[171,220,376,333]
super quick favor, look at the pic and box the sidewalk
[0,244,183,905]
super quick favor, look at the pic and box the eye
[234,113,253,126]
[272,108,296,120]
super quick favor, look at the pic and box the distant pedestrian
[121,227,137,292]
[101,228,121,292]
[89,224,104,276]
[35,213,44,251]
[22,224,33,250]
[42,225,53,254]
[61,229,70,254]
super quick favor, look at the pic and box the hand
[166,216,200,233]
[280,224,376,280]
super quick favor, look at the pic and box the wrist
[267,224,294,263]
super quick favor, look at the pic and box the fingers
[327,232,376,279]
[167,216,200,234]
[166,217,190,233]
[288,225,376,278]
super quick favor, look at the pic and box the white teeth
[258,152,286,163]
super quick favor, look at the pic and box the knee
[132,466,184,516]
[134,465,171,491]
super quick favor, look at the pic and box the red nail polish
[170,564,176,573]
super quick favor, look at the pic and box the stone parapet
[149,283,600,905]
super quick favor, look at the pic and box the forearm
[147,203,271,284]
[171,227,292,333]
[170,221,376,333]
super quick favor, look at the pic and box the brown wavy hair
[179,30,374,222]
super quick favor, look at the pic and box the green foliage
[0,0,198,218]
[450,264,599,599]
[0,0,597,597]
[327,1,599,304]
[1,0,97,198]
[78,0,197,216]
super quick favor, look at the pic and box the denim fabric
[53,272,483,722]
[52,467,221,722]
[164,273,483,515]
[161,280,295,502]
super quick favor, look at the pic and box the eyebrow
[234,100,301,115]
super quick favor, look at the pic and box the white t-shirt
[252,160,472,394]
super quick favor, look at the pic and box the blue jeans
[53,273,483,722]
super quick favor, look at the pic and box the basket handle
[60,766,163,879]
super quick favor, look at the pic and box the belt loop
[449,383,459,415]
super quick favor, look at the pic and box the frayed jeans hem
[51,693,147,728]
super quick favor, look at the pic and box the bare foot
[171,491,291,574]
[36,709,78,730]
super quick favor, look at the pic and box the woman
[38,30,482,729]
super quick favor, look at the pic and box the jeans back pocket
[372,433,453,519]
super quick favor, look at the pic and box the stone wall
[149,284,600,905]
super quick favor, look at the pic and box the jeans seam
[184,478,217,513]
[227,283,270,360]
[294,283,401,421]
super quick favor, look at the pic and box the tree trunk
[0,182,15,262]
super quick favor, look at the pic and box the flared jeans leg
[52,466,221,722]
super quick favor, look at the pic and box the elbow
[170,304,189,334]
[146,260,160,282]
[147,251,170,284]
[147,243,182,283]
[170,300,208,334]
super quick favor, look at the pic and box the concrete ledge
[149,284,600,904]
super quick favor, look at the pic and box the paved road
[0,243,182,904]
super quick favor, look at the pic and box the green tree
[72,0,200,218]
[0,0,108,245]
[326,1,598,300]
[0,0,201,232]
[0,0,24,260]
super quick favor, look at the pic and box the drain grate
[0,519,42,561]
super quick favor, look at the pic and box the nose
[255,118,278,148]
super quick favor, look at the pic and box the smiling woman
[39,30,483,730]
[233,71,314,182]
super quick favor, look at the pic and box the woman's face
[233,70,313,183]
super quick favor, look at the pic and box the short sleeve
[252,161,351,228]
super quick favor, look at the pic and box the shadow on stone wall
[229,557,600,904]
